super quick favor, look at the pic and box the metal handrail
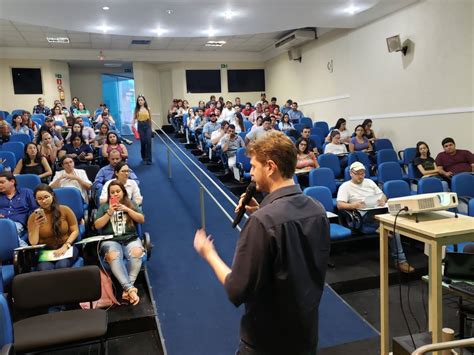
[412,337,474,355]
[151,122,242,232]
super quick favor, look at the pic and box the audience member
[210,121,229,148]
[37,131,59,168]
[99,162,142,205]
[362,119,376,143]
[248,103,264,123]
[349,125,373,153]
[221,101,235,122]
[50,156,92,203]
[94,181,145,305]
[32,97,51,116]
[435,137,474,177]
[254,92,266,107]
[280,99,293,115]
[52,105,68,128]
[272,106,282,121]
[234,97,244,109]
[73,102,91,120]
[413,141,443,178]
[251,116,263,131]
[0,121,10,144]
[204,102,216,117]
[202,113,220,150]
[13,143,52,183]
[300,127,319,154]
[295,138,319,171]
[278,113,294,133]
[21,111,37,136]
[326,118,351,144]
[337,162,414,273]
[69,97,80,115]
[245,117,273,145]
[325,131,348,168]
[58,134,93,168]
[93,150,138,192]
[268,97,279,112]
[0,171,38,244]
[103,132,128,161]
[287,102,304,122]
[189,108,206,138]
[11,114,31,135]
[66,118,95,144]
[242,102,254,117]
[219,124,245,171]
[37,117,64,147]
[93,123,110,150]
[28,184,79,271]
[133,95,153,165]
[232,113,245,133]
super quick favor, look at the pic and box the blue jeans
[137,121,152,162]
[14,221,28,247]
[37,246,79,271]
[101,239,144,291]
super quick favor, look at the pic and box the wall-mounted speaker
[288,48,302,62]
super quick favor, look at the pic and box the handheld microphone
[232,182,256,228]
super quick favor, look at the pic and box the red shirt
[242,108,254,116]
[204,108,214,117]
[435,149,474,174]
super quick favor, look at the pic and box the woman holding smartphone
[94,181,145,305]
[27,184,79,271]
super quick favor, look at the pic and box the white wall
[133,62,163,128]
[0,59,71,113]
[69,66,132,112]
[265,0,474,152]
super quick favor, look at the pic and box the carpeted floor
[126,134,378,354]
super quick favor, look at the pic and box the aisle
[126,135,378,355]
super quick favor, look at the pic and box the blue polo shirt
[0,187,38,226]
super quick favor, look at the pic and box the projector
[387,192,458,215]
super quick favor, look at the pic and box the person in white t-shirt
[99,162,142,205]
[324,130,348,168]
[49,156,92,203]
[220,101,235,122]
[337,162,414,273]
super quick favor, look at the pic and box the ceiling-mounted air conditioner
[274,29,317,50]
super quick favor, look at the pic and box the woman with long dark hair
[27,184,79,270]
[362,119,376,143]
[133,95,152,165]
[326,118,351,144]
[103,131,128,161]
[13,142,52,182]
[233,112,245,133]
[11,114,30,135]
[94,180,145,305]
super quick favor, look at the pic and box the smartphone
[110,196,119,206]
[35,208,46,220]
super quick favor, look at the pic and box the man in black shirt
[194,130,330,354]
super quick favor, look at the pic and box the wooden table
[376,211,474,355]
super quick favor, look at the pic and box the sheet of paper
[38,247,73,262]
[364,193,383,208]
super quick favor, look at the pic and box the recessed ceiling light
[102,6,110,10]
[99,24,111,33]
[154,27,167,36]
[205,40,226,47]
[46,37,70,43]
[166,9,173,15]
[344,5,358,15]
[207,28,216,37]
[223,10,235,20]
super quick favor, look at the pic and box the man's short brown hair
[247,130,297,179]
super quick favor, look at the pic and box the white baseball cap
[350,162,366,171]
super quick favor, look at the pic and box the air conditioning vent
[274,29,316,50]
[131,39,151,45]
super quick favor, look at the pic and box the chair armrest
[0,343,13,355]
[143,232,153,261]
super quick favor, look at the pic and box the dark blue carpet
[125,135,378,354]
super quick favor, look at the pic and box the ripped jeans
[100,239,144,291]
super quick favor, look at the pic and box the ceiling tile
[91,42,111,49]
[109,42,131,49]
[68,33,91,42]
[19,31,46,41]
[70,43,92,48]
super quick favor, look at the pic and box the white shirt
[100,178,143,205]
[50,168,91,202]
[220,108,235,122]
[337,178,382,204]
[324,143,348,155]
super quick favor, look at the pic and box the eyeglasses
[119,170,131,173]
[36,195,52,201]
[351,170,365,176]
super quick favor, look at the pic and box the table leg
[429,241,443,355]
[380,226,389,355]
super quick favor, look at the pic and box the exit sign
[221,64,228,69]
[55,73,62,78]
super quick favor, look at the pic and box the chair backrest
[31,114,45,124]
[243,120,253,131]
[378,161,403,183]
[9,134,31,145]
[81,165,100,183]
[309,168,337,194]
[374,138,394,151]
[32,117,43,127]
[311,127,325,137]
[401,147,417,165]
[0,219,19,262]
[0,111,9,120]
[309,134,324,149]
[313,121,329,136]
[303,186,333,212]
[12,266,101,310]
[407,163,421,180]
[452,173,474,198]
[0,294,13,348]
[318,153,341,178]
[347,151,371,169]
[15,174,42,191]
[376,149,399,166]
[299,117,313,128]
[53,187,85,221]
[418,177,444,194]
[0,151,17,170]
[238,132,247,141]
[5,115,12,125]
[383,180,411,199]
[2,141,24,162]
[293,123,305,133]
[236,148,251,172]
[55,121,65,127]
[468,199,474,217]
[11,109,25,117]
